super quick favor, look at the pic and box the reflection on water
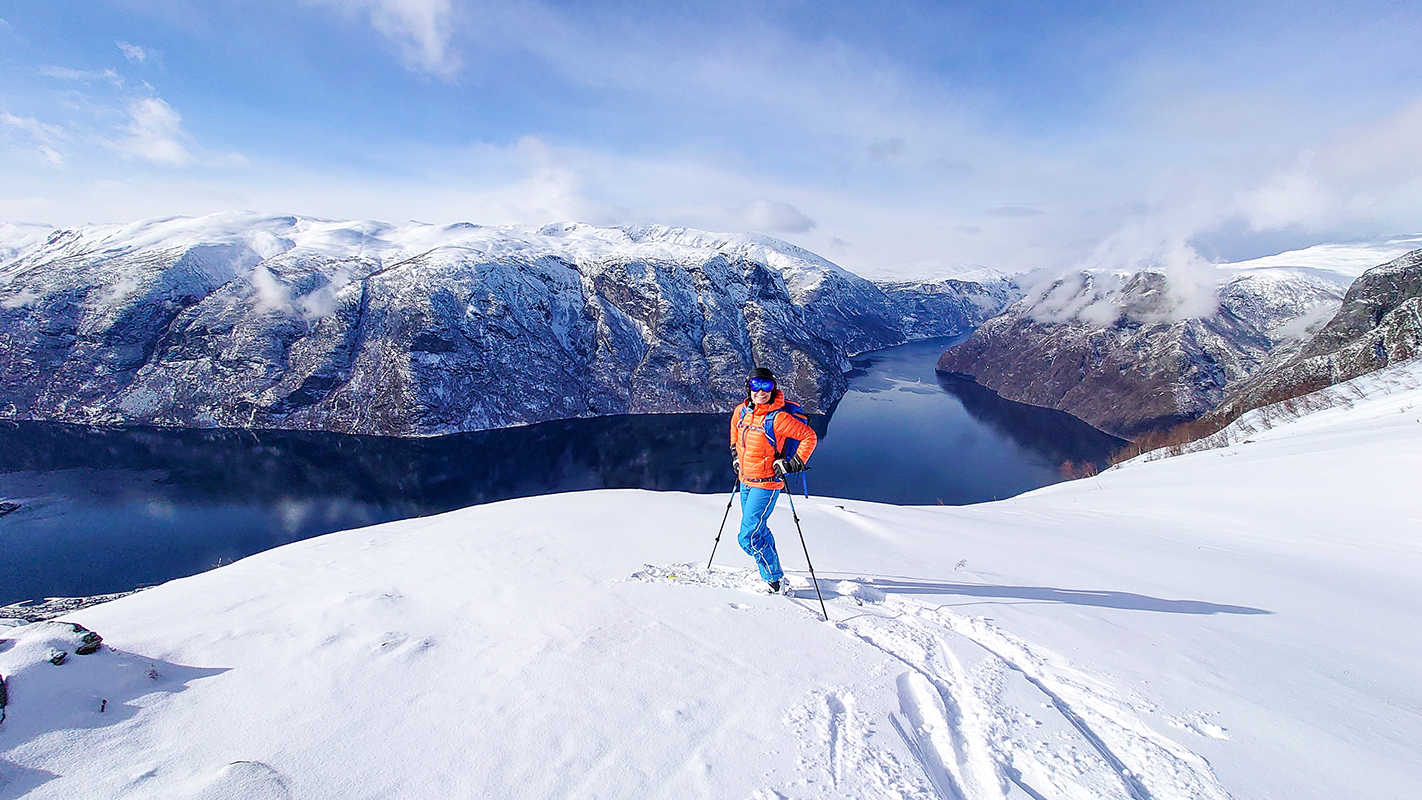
[0,415,736,605]
[0,336,1125,604]
[936,374,1127,472]
[802,337,1125,505]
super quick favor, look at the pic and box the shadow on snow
[833,575,1271,616]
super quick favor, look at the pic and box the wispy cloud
[741,199,816,234]
[1,112,67,165]
[867,137,905,161]
[117,41,153,64]
[1238,98,1422,234]
[114,97,192,166]
[36,65,125,89]
[4,1,1421,280]
[308,0,459,77]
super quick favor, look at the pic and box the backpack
[738,400,812,495]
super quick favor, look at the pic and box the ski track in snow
[629,564,1234,800]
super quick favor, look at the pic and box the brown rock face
[936,268,1344,440]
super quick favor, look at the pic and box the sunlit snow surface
[1222,235,1422,279]
[0,212,856,298]
[3,360,1422,798]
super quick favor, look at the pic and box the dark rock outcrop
[1207,248,1422,424]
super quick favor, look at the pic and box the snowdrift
[3,361,1421,799]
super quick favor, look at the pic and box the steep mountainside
[874,272,1019,340]
[0,213,1011,436]
[1207,248,1422,424]
[936,267,1347,439]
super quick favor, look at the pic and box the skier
[731,367,817,593]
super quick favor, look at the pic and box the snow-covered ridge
[1221,235,1422,280]
[1003,236,1422,330]
[1016,264,1350,329]
[0,213,853,287]
[3,341,1418,798]
[0,212,1014,436]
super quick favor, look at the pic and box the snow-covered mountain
[935,261,1350,439]
[3,355,1419,799]
[0,213,1015,436]
[1207,247,1422,425]
[874,272,1020,341]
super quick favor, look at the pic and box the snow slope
[3,361,1421,798]
[1222,235,1422,281]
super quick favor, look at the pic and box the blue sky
[2,0,1421,276]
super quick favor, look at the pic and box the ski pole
[782,486,828,621]
[706,480,740,570]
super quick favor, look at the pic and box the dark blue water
[0,336,1123,604]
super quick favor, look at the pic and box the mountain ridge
[0,213,1017,436]
[935,264,1350,439]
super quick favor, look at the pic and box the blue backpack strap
[762,409,780,452]
[763,401,808,458]
[763,402,812,497]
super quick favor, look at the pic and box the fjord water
[0,337,1122,604]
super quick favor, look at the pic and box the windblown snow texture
[0,214,1015,436]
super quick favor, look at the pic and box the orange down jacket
[730,390,818,488]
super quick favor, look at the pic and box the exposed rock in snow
[0,213,1011,436]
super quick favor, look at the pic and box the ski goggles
[747,377,776,392]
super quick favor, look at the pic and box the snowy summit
[0,212,1015,436]
[2,357,1420,798]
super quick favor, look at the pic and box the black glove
[732,456,740,476]
[772,454,805,477]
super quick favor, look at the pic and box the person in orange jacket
[730,367,818,593]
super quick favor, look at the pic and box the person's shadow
[837,575,1271,615]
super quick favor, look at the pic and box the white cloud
[115,97,192,166]
[309,0,459,77]
[117,41,151,64]
[249,264,292,313]
[1,112,67,165]
[6,4,1420,286]
[741,199,816,234]
[1236,99,1422,236]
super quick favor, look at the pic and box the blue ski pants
[738,485,784,582]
